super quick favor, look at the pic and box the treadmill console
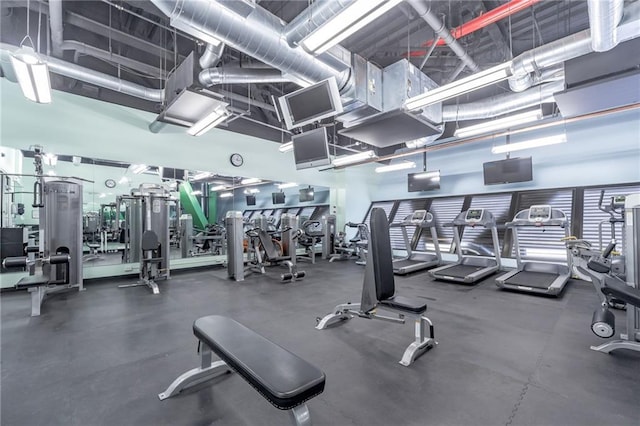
[465,209,484,223]
[411,210,427,224]
[612,195,626,209]
[528,205,551,223]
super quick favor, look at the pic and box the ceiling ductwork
[199,68,290,87]
[588,0,624,52]
[284,0,354,47]
[199,43,225,69]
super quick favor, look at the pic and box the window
[298,206,316,222]
[462,193,513,256]
[389,199,428,250]
[421,197,465,252]
[363,201,395,230]
[311,205,330,220]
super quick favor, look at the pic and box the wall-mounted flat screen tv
[246,195,256,206]
[408,171,441,192]
[272,192,285,205]
[277,77,343,130]
[299,187,315,202]
[483,157,533,185]
[292,127,331,170]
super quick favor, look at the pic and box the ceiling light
[413,170,440,179]
[491,134,567,154]
[241,177,261,185]
[300,0,403,54]
[454,110,543,138]
[278,142,294,153]
[187,107,229,136]
[72,156,82,166]
[277,182,298,189]
[244,188,260,194]
[219,192,234,198]
[404,62,513,111]
[118,176,130,184]
[10,44,52,104]
[375,161,417,173]
[129,164,148,174]
[191,190,202,196]
[42,153,57,166]
[192,171,213,181]
[332,150,377,167]
[210,184,227,191]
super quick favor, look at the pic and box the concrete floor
[1,260,639,426]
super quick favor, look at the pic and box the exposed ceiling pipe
[0,44,164,102]
[61,40,166,79]
[283,0,354,46]
[405,0,480,73]
[199,68,291,87]
[149,0,352,92]
[588,0,624,52]
[48,0,63,57]
[442,79,563,122]
[199,43,225,69]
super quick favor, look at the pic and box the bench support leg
[28,286,46,317]
[399,315,437,367]
[315,303,360,329]
[118,279,160,295]
[158,346,231,400]
[591,340,640,354]
[289,404,312,426]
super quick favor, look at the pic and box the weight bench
[251,228,305,281]
[159,315,325,426]
[317,208,437,366]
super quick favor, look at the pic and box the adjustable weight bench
[317,207,437,366]
[159,315,325,426]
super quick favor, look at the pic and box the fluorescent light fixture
[192,171,213,181]
[129,164,148,174]
[301,0,403,54]
[279,142,294,153]
[42,153,57,166]
[277,182,298,189]
[210,184,227,191]
[375,161,417,173]
[405,138,428,149]
[244,188,260,194]
[118,176,130,184]
[191,190,202,196]
[332,150,377,167]
[404,62,512,111]
[413,170,440,179]
[491,134,567,154]
[187,107,229,136]
[72,156,82,166]
[241,177,261,185]
[454,110,543,138]
[10,45,52,104]
[219,192,234,198]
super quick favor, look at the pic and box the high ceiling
[0,1,627,155]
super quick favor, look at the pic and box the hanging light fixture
[10,36,52,104]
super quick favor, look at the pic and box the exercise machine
[495,205,571,296]
[429,208,501,284]
[297,219,324,264]
[391,210,441,275]
[579,194,640,354]
[118,184,171,294]
[321,214,336,259]
[316,208,436,366]
[329,221,369,265]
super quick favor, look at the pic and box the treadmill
[391,210,442,275]
[495,205,571,296]
[429,208,502,284]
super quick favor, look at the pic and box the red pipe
[408,0,539,57]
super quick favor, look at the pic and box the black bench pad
[193,315,325,410]
[379,295,426,314]
[603,277,640,308]
[16,275,49,289]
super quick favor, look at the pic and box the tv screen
[278,77,343,130]
[408,171,441,192]
[161,167,185,181]
[272,192,285,205]
[299,187,315,202]
[292,127,331,170]
[483,157,533,185]
[246,195,256,206]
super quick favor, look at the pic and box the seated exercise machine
[226,211,305,282]
[297,219,325,264]
[329,221,369,265]
[578,194,640,354]
[429,208,502,284]
[158,315,326,426]
[495,205,571,296]
[391,209,441,275]
[316,208,437,366]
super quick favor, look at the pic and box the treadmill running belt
[437,264,485,278]
[393,259,417,269]
[506,271,559,289]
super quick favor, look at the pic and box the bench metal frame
[24,283,79,317]
[316,303,436,366]
[158,342,313,426]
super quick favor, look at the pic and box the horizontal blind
[421,197,464,252]
[298,206,316,222]
[262,209,274,217]
[462,193,513,256]
[311,205,330,220]
[583,184,640,252]
[513,189,573,261]
[363,201,395,229]
[389,199,429,250]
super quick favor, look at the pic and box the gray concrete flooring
[1,260,639,426]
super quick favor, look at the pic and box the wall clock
[230,153,244,167]
[105,179,116,188]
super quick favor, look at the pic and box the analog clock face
[230,153,244,167]
[105,179,117,188]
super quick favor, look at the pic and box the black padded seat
[16,275,49,289]
[603,278,640,307]
[379,295,426,314]
[193,315,325,410]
